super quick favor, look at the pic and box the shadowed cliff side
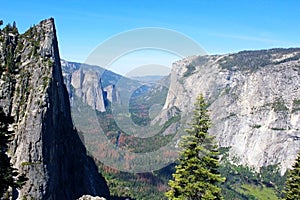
[0,18,109,199]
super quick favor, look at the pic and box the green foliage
[236,184,278,200]
[293,99,300,106]
[0,107,27,197]
[271,127,285,131]
[219,148,286,199]
[252,124,262,129]
[95,106,178,153]
[292,99,300,113]
[218,48,300,72]
[262,99,289,114]
[21,162,41,166]
[98,162,179,200]
[72,95,178,155]
[129,84,169,126]
[283,152,300,200]
[102,169,167,200]
[16,41,24,53]
[271,99,288,112]
[0,22,20,76]
[223,87,231,95]
[5,46,15,74]
[2,23,18,35]
[166,95,225,200]
[23,26,34,38]
[47,59,54,67]
[42,76,51,90]
[183,63,196,77]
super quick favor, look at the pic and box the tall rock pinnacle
[0,18,109,199]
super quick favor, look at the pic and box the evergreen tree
[165,95,225,200]
[0,107,26,197]
[283,152,300,200]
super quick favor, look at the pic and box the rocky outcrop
[156,48,300,174]
[0,18,109,199]
[61,60,121,112]
[72,68,106,111]
[78,195,106,200]
[103,84,120,104]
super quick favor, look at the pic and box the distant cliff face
[0,19,109,199]
[61,60,121,112]
[157,48,300,174]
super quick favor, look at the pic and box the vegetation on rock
[219,147,286,199]
[0,107,26,197]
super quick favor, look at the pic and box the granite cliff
[156,48,300,174]
[61,47,300,175]
[0,19,109,199]
[61,60,123,112]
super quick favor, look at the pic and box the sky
[1,0,300,76]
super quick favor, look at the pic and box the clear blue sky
[1,0,300,74]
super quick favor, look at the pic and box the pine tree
[283,152,300,200]
[165,95,225,200]
[0,107,26,197]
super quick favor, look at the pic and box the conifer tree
[165,95,225,200]
[0,107,26,197]
[283,152,300,200]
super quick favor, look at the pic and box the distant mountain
[61,59,123,88]
[61,60,158,112]
[129,75,166,83]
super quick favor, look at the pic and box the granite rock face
[61,60,121,112]
[157,48,300,174]
[78,195,106,200]
[103,84,120,104]
[0,18,109,199]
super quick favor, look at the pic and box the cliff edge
[0,18,109,199]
